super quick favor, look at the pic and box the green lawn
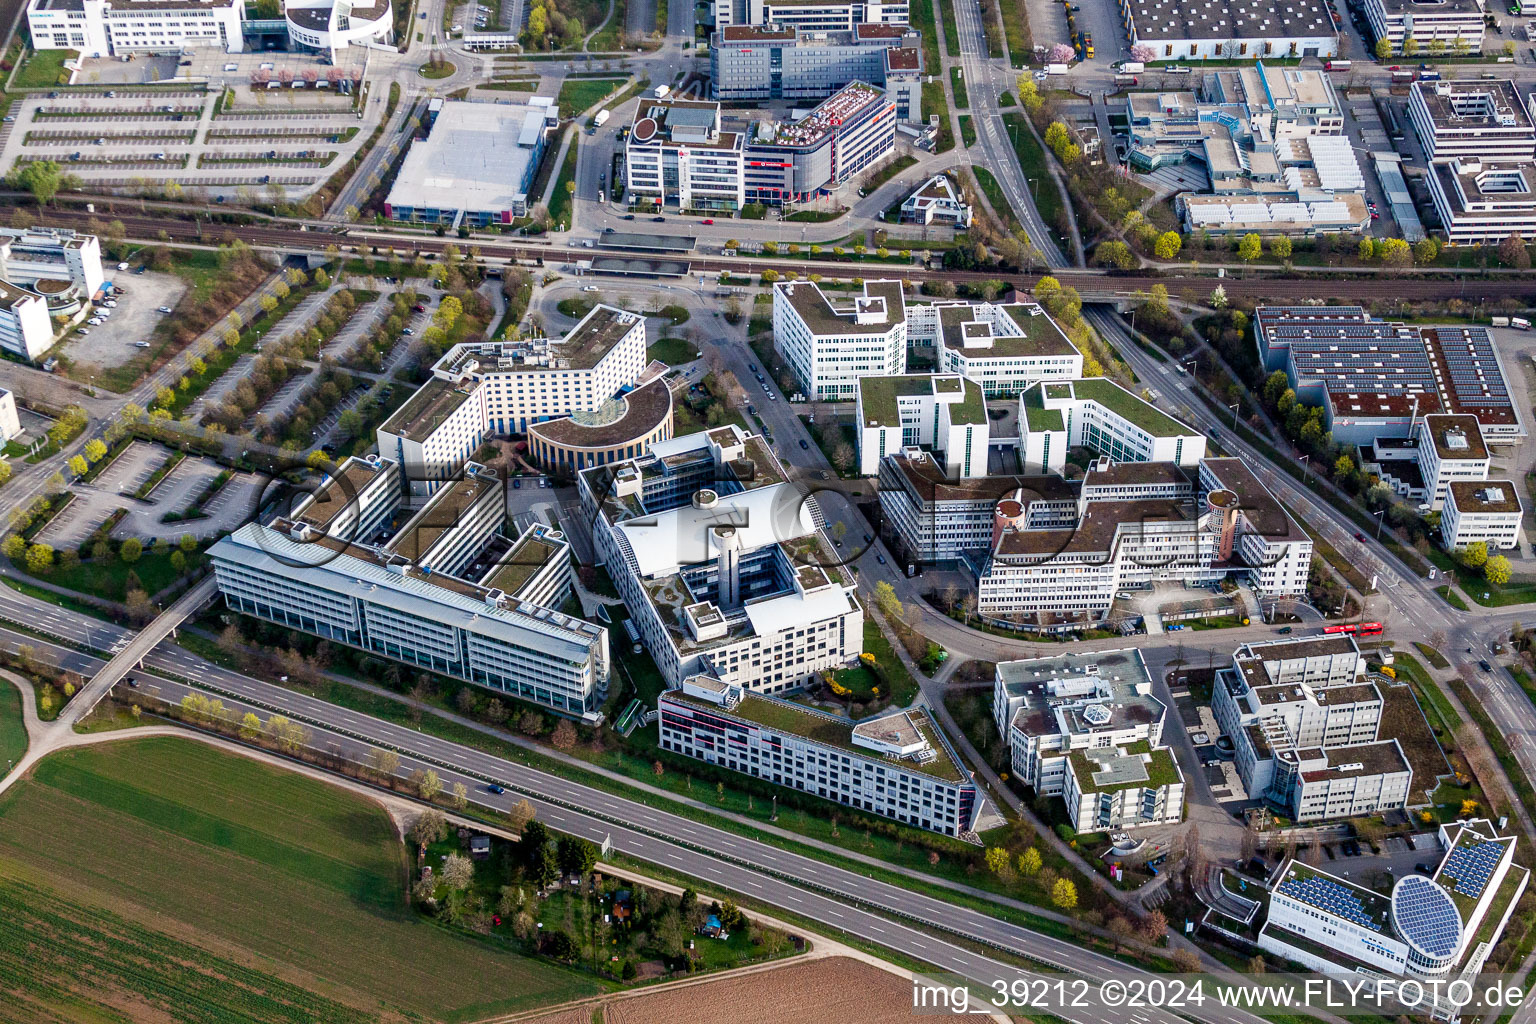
[907,0,942,76]
[951,66,970,109]
[12,47,75,89]
[556,77,623,118]
[937,0,960,56]
[972,166,1018,230]
[959,113,976,147]
[1002,113,1064,232]
[0,680,24,771]
[647,337,699,365]
[417,59,457,79]
[0,738,600,1022]
[996,0,1032,62]
[1436,584,1471,611]
[549,133,579,229]
[16,547,195,602]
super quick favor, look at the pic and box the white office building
[284,0,393,56]
[1363,0,1485,54]
[582,425,864,693]
[1442,480,1523,551]
[1408,80,1535,162]
[0,228,103,361]
[0,387,20,443]
[1261,820,1528,979]
[659,675,982,837]
[854,373,987,477]
[624,99,747,213]
[1427,158,1536,245]
[904,301,1083,398]
[209,460,610,719]
[376,304,648,496]
[1118,0,1338,60]
[773,279,906,399]
[709,23,923,121]
[1018,378,1205,476]
[27,0,246,56]
[711,0,909,30]
[994,650,1184,832]
[899,173,971,228]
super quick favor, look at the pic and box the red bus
[1324,622,1385,637]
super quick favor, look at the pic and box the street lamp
[1228,402,1241,430]
[1298,454,1310,484]
[1373,508,1386,540]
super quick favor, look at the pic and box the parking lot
[38,440,165,548]
[54,270,186,374]
[115,457,263,542]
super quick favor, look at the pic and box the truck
[593,108,611,127]
[1114,74,1139,86]
[653,84,671,98]
[1419,70,1441,80]
[1045,62,1070,75]
[1392,70,1415,82]
[1324,59,1351,70]
[1118,61,1145,73]
[1492,316,1511,327]
[1513,317,1532,330]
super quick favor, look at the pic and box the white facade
[724,0,910,29]
[854,373,987,477]
[28,0,246,56]
[1019,378,1205,476]
[0,388,20,443]
[285,0,393,56]
[1418,414,1491,509]
[0,227,105,361]
[0,284,55,361]
[1443,480,1523,551]
[1119,0,1338,59]
[624,99,746,212]
[1427,158,1536,245]
[905,301,1083,398]
[899,174,972,228]
[1363,0,1485,54]
[659,676,981,837]
[773,279,906,399]
[1408,80,1535,162]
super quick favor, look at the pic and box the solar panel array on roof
[1278,874,1382,930]
[1289,336,1438,397]
[1394,875,1462,958]
[1441,838,1503,898]
[1429,328,1513,413]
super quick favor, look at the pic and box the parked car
[156,306,173,313]
[413,303,427,312]
[799,439,809,450]
[876,553,886,565]
[87,317,104,326]
[1277,626,1293,634]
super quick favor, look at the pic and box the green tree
[1485,555,1512,586]
[67,454,88,477]
[119,537,143,563]
[1414,237,1441,265]
[1375,37,1392,59]
[1,534,25,560]
[416,768,442,801]
[1263,370,1290,407]
[84,438,107,463]
[1378,238,1413,270]
[1019,847,1042,876]
[10,160,76,206]
[1153,231,1182,260]
[1271,235,1292,261]
[179,533,197,553]
[1357,237,1376,262]
[1461,541,1489,569]
[1237,233,1263,262]
[1051,877,1078,911]
[556,835,598,876]
[170,550,186,573]
[985,847,1010,875]
[1095,241,1135,270]
[25,543,53,573]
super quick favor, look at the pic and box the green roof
[1021,383,1065,432]
[857,374,985,428]
[1068,745,1181,794]
[950,378,987,425]
[1069,378,1192,438]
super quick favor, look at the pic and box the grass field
[647,337,699,364]
[1001,113,1063,231]
[12,47,76,89]
[549,134,580,229]
[0,680,24,770]
[557,77,623,118]
[15,546,196,602]
[0,738,601,1023]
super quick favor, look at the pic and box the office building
[907,301,1083,397]
[660,675,981,837]
[1426,157,1536,245]
[1118,0,1338,61]
[0,388,19,443]
[1261,820,1528,979]
[978,457,1311,621]
[993,650,1184,831]
[581,425,864,692]
[741,81,896,205]
[1408,80,1535,162]
[625,99,747,213]
[710,23,923,121]
[711,0,910,31]
[1363,0,1485,55]
[854,373,987,477]
[27,0,246,55]
[284,0,393,55]
[1179,193,1370,236]
[385,99,557,226]
[773,278,906,399]
[526,375,675,474]
[1442,480,1523,552]
[1213,635,1413,822]
[899,173,971,227]
[377,304,648,495]
[1018,378,1206,475]
[210,459,610,719]
[0,227,104,361]
[1254,306,1525,445]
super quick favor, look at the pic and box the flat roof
[385,100,552,216]
[1065,378,1195,437]
[1202,457,1305,543]
[385,470,499,563]
[778,279,905,337]
[1449,479,1521,514]
[481,525,564,596]
[757,80,886,147]
[379,377,478,443]
[1424,413,1488,461]
[1125,0,1337,40]
[295,457,388,530]
[529,377,673,449]
[599,232,697,254]
[1068,744,1181,792]
[935,302,1078,360]
[1275,860,1392,931]
[1412,79,1533,132]
[858,373,984,427]
[886,451,1077,505]
[1298,740,1409,783]
[997,649,1162,739]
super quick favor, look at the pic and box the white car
[224,62,238,71]
[76,327,90,335]
[97,307,112,316]
[87,317,104,326]
[156,305,172,313]
[581,285,599,292]
[104,300,117,307]
[134,341,150,348]
[116,262,129,271]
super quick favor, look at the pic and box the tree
[1375,37,1393,59]
[1414,237,1441,265]
[451,781,468,810]
[1271,235,1292,261]
[551,719,578,751]
[1209,284,1227,310]
[1498,234,1531,270]
[441,852,475,891]
[1142,909,1168,942]
[416,768,443,801]
[1051,877,1078,911]
[1153,231,1182,260]
[25,543,53,573]
[1486,555,1512,586]
[556,835,598,876]
[409,809,448,847]
[169,550,186,574]
[367,746,402,779]
[1095,240,1136,270]
[239,711,262,739]
[1019,847,1042,876]
[1461,541,1489,570]
[119,537,142,563]
[1378,238,1413,270]
[84,438,107,463]
[1047,42,1075,64]
[508,798,536,834]
[985,846,1010,875]
[529,842,559,890]
[1107,915,1136,950]
[11,160,76,206]
[1237,233,1263,262]
[1358,237,1376,262]
[179,533,197,554]
[1172,948,1202,973]
[67,454,88,477]
[542,929,578,961]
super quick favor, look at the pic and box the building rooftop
[384,467,499,563]
[1412,79,1533,133]
[1424,414,1488,461]
[934,301,1079,361]
[778,279,905,337]
[385,100,553,217]
[528,376,673,449]
[1083,461,1193,490]
[1296,740,1408,782]
[994,498,1194,558]
[756,80,886,147]
[1020,384,1065,433]
[1068,743,1182,793]
[1125,0,1338,41]
[1275,860,1392,931]
[294,456,389,531]
[1422,328,1518,427]
[884,451,1077,505]
[858,373,984,428]
[379,377,479,443]
[1449,479,1522,515]
[1202,457,1306,543]
[1051,378,1195,438]
[885,47,921,71]
[480,523,565,597]
[997,649,1163,740]
[720,23,796,39]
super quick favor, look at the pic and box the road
[0,613,1279,1024]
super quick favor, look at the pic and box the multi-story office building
[1261,820,1528,980]
[1426,157,1536,245]
[526,375,675,474]
[1363,0,1485,54]
[625,99,747,212]
[898,172,971,227]
[1254,307,1525,445]
[993,650,1184,831]
[209,460,610,719]
[0,227,104,361]
[1416,414,1491,508]
[0,284,54,362]
[27,0,246,55]
[376,304,648,496]
[710,22,922,120]
[978,457,1310,620]
[284,0,393,56]
[1442,480,1523,551]
[0,387,20,443]
[741,81,896,205]
[1018,378,1206,475]
[712,0,909,31]
[1213,635,1411,822]
[854,373,987,477]
[1119,0,1338,61]
[659,674,981,837]
[773,279,906,399]
[876,452,1078,564]
[906,301,1083,397]
[1408,80,1535,162]
[385,99,557,226]
[582,425,864,693]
